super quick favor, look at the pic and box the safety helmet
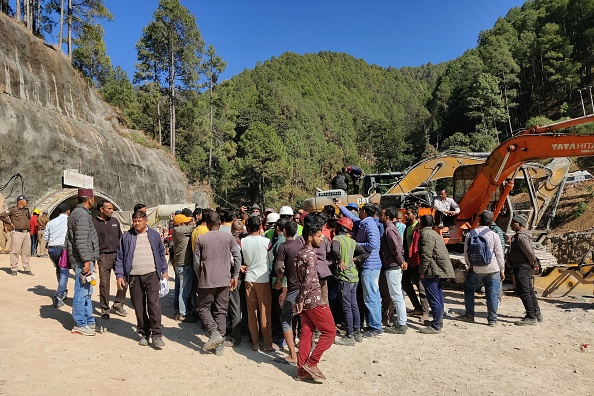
[33,208,41,215]
[266,213,280,224]
[279,206,294,216]
[337,217,353,231]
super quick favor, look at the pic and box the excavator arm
[458,114,594,226]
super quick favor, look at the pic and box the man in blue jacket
[336,199,382,337]
[115,210,169,349]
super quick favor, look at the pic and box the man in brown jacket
[418,214,454,334]
[0,195,33,276]
[508,214,542,326]
[37,210,50,257]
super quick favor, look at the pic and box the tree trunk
[208,73,213,185]
[16,0,20,21]
[157,99,162,146]
[24,0,28,29]
[169,49,175,157]
[67,0,72,60]
[58,0,64,52]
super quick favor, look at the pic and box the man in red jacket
[401,207,429,322]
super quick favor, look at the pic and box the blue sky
[96,0,526,82]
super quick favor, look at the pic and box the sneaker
[385,325,408,334]
[110,306,128,317]
[72,325,96,336]
[419,326,441,334]
[353,330,363,343]
[138,336,149,346]
[101,313,110,320]
[536,313,544,323]
[515,317,537,326]
[11,271,17,276]
[204,331,223,350]
[362,329,381,338]
[153,337,165,349]
[333,335,356,346]
[488,321,497,327]
[24,270,34,276]
[55,297,65,308]
[215,344,224,356]
[457,315,475,323]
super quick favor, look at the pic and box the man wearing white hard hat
[279,206,302,236]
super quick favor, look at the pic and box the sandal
[274,356,297,366]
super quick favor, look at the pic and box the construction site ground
[0,255,593,396]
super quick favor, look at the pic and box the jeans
[48,246,69,300]
[338,281,360,336]
[73,262,95,327]
[513,265,541,319]
[422,277,444,330]
[30,233,38,256]
[174,265,193,316]
[385,268,407,326]
[361,269,382,331]
[464,271,501,323]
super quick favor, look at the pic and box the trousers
[298,305,336,368]
[130,272,162,338]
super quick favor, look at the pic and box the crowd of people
[1,188,543,382]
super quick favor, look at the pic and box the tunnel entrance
[34,188,122,219]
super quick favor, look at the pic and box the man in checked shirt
[294,223,336,382]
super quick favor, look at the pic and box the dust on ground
[0,255,593,396]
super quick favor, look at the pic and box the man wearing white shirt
[44,203,71,307]
[460,211,505,326]
[433,190,460,227]
[241,215,276,352]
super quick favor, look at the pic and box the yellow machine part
[534,263,594,297]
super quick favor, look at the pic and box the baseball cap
[173,214,192,226]
[17,194,28,201]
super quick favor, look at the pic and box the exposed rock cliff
[0,13,191,210]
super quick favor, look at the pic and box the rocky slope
[0,13,189,210]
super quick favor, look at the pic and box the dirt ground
[0,255,593,396]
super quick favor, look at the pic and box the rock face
[545,230,594,264]
[0,13,188,210]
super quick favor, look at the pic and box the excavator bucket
[534,263,594,297]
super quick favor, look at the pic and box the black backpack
[467,228,493,266]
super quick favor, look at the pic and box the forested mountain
[3,0,594,208]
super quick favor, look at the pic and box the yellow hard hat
[33,208,41,215]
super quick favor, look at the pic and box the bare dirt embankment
[0,255,593,396]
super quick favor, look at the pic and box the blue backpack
[467,228,493,266]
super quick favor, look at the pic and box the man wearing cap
[67,188,100,335]
[508,214,542,326]
[460,211,505,327]
[45,203,71,307]
[279,206,302,236]
[36,210,50,257]
[0,194,33,276]
[93,199,126,319]
[172,209,197,322]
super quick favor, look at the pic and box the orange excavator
[439,113,594,296]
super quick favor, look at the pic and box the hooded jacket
[507,229,537,268]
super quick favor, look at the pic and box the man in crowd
[418,214,455,334]
[30,208,40,257]
[295,224,336,382]
[67,188,100,336]
[0,194,33,276]
[93,199,126,320]
[343,166,365,194]
[45,203,71,307]
[274,220,303,365]
[433,190,460,227]
[37,210,49,257]
[508,214,543,326]
[337,199,382,337]
[331,170,348,191]
[402,207,429,322]
[226,219,245,347]
[461,211,505,326]
[242,215,276,351]
[115,210,168,348]
[172,210,197,322]
[379,207,408,334]
[279,206,302,236]
[194,211,241,356]
[331,217,366,345]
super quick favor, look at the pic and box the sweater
[194,230,241,288]
[93,216,122,253]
